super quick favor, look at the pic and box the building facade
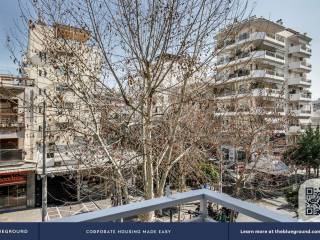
[311,98,320,128]
[214,17,312,155]
[22,21,103,206]
[0,74,35,211]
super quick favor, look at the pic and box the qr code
[305,187,320,215]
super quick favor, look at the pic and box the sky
[0,0,319,99]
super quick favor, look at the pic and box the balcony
[215,88,283,100]
[291,109,312,118]
[0,75,34,89]
[264,32,285,46]
[289,44,312,57]
[288,61,312,72]
[214,107,284,116]
[217,70,284,83]
[262,50,285,64]
[217,32,285,50]
[216,50,285,69]
[289,93,312,102]
[288,77,311,87]
[0,149,23,166]
[0,113,24,128]
[50,189,295,222]
[256,107,285,115]
[0,129,24,139]
[252,88,284,98]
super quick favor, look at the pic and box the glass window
[0,186,9,209]
[0,184,27,209]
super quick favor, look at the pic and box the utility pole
[42,101,47,222]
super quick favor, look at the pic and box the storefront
[0,172,27,210]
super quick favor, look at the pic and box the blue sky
[0,0,319,99]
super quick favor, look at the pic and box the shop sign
[0,173,27,186]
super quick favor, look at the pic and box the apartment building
[214,16,312,159]
[22,21,103,205]
[0,74,35,211]
[313,98,320,112]
[311,98,320,128]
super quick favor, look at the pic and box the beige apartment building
[21,21,103,205]
[0,74,35,210]
[213,16,312,160]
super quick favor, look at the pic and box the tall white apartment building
[214,17,312,146]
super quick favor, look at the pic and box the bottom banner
[1,223,320,240]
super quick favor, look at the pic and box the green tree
[284,125,320,178]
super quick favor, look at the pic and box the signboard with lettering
[0,173,27,186]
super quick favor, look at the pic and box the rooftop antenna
[276,19,283,25]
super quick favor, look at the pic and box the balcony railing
[264,50,285,60]
[258,107,284,113]
[288,77,311,86]
[291,109,312,116]
[289,93,312,101]
[301,61,312,68]
[0,113,24,128]
[289,44,312,55]
[0,149,23,164]
[265,33,285,43]
[216,50,284,67]
[301,110,312,114]
[50,189,296,222]
[216,32,285,49]
[252,88,283,97]
[216,69,284,82]
[289,61,312,71]
[0,76,34,87]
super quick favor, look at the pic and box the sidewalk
[0,208,42,222]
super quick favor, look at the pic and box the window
[237,150,246,162]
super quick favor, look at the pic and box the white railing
[291,109,312,116]
[289,61,312,70]
[289,44,312,55]
[217,32,285,49]
[289,77,312,86]
[216,50,284,68]
[252,88,283,97]
[290,93,312,101]
[50,189,296,222]
[0,75,34,87]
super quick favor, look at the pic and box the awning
[0,163,36,175]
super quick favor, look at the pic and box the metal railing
[50,189,296,222]
[216,32,285,49]
[301,93,312,99]
[299,44,311,53]
[0,77,34,87]
[0,114,24,127]
[265,33,285,43]
[265,50,284,60]
[301,61,312,68]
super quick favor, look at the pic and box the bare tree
[7,0,256,220]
